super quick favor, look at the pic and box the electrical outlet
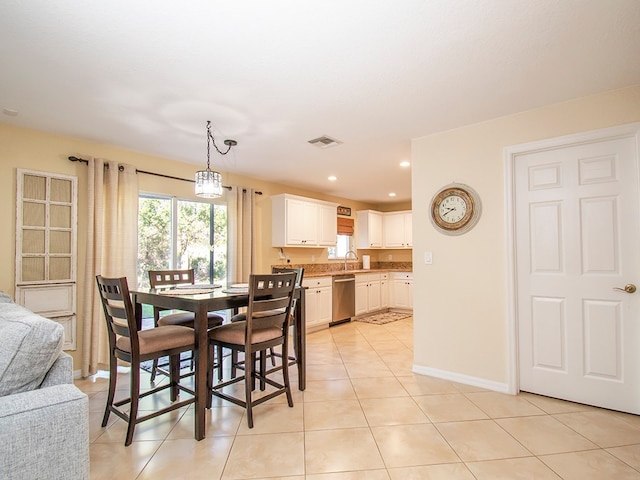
[424,251,433,264]
[311,255,316,262]
[388,254,393,261]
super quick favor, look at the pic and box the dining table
[131,284,306,441]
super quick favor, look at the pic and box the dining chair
[148,269,225,381]
[229,267,304,377]
[208,272,297,427]
[96,275,196,446]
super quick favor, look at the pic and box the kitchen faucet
[344,250,358,271]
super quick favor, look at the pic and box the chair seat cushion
[158,311,224,329]
[209,322,282,346]
[116,325,194,355]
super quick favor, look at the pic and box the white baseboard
[412,364,511,394]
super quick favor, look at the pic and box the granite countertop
[272,261,412,278]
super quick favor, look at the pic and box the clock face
[438,194,467,223]
[430,184,481,235]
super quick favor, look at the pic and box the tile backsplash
[271,261,412,274]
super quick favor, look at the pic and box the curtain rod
[68,156,262,195]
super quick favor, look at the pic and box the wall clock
[430,183,482,235]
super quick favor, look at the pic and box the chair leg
[245,351,255,428]
[281,344,294,408]
[207,343,217,409]
[292,324,298,362]
[259,351,267,391]
[125,360,141,447]
[150,312,161,382]
[231,350,238,378]
[269,347,277,366]
[169,354,180,401]
[217,345,223,381]
[150,358,159,382]
[102,355,118,427]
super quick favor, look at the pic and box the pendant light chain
[207,120,235,156]
[206,121,212,170]
[196,120,236,198]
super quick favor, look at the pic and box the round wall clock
[430,183,482,235]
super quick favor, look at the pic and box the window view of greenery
[137,196,227,289]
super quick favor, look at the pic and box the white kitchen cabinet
[355,273,382,316]
[302,276,332,329]
[380,273,389,309]
[317,203,338,246]
[356,210,383,249]
[272,194,338,247]
[391,272,413,310]
[384,211,412,248]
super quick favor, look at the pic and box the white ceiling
[1,1,639,204]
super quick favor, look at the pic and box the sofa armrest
[40,351,73,387]
[0,384,89,480]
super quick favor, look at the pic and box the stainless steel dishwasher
[332,274,355,325]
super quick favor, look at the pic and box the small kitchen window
[328,216,354,259]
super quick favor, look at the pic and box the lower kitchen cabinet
[302,276,332,329]
[380,273,389,309]
[355,273,381,316]
[391,272,413,310]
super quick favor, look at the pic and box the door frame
[504,122,640,396]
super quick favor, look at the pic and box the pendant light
[195,120,237,198]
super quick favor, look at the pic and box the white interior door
[515,128,640,413]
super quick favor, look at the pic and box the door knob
[613,284,637,294]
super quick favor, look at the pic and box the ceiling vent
[308,135,342,149]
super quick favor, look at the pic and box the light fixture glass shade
[195,169,223,198]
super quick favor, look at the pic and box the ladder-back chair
[96,275,195,446]
[208,272,297,428]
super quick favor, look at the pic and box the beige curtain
[81,159,139,376]
[227,186,256,283]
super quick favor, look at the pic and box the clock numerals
[439,195,467,223]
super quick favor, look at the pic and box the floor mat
[354,311,412,325]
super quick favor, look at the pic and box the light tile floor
[77,317,640,479]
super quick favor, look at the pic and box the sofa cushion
[0,302,64,397]
[0,291,13,303]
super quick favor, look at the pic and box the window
[328,216,354,259]
[328,234,352,259]
[137,195,227,288]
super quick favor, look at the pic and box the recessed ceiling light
[388,192,396,197]
[328,175,337,181]
[400,161,410,167]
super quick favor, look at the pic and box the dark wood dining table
[131,285,306,441]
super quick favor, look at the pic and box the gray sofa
[0,292,89,480]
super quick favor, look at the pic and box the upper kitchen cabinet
[272,194,338,247]
[356,210,383,248]
[357,209,413,249]
[383,211,412,248]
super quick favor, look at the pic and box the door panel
[531,296,565,371]
[516,133,640,413]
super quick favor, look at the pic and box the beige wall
[411,85,640,389]
[0,122,408,371]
